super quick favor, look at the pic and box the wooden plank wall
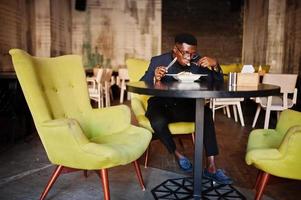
[0,0,72,71]
[0,0,28,72]
[283,0,301,74]
[242,0,269,67]
[71,0,161,70]
[243,0,301,74]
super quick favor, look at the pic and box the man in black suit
[140,33,232,184]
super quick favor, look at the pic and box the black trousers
[145,97,219,157]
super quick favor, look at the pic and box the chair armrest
[279,125,301,155]
[131,97,146,117]
[40,118,90,165]
[246,148,282,165]
[85,105,132,138]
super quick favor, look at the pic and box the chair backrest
[126,58,150,111]
[104,68,112,82]
[118,68,129,80]
[9,49,91,129]
[94,68,104,84]
[276,109,301,140]
[126,58,150,82]
[263,74,298,94]
[254,65,270,73]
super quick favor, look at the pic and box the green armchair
[220,63,270,81]
[9,49,152,200]
[126,58,195,168]
[245,109,301,200]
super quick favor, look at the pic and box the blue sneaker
[178,156,193,172]
[203,169,233,185]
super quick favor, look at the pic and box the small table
[127,80,280,200]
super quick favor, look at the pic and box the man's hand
[154,66,167,81]
[198,56,217,68]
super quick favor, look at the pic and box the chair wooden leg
[233,105,238,122]
[178,138,185,149]
[252,105,261,128]
[254,170,263,190]
[120,84,124,103]
[255,172,270,200]
[191,132,195,144]
[226,105,231,118]
[84,170,88,178]
[144,146,150,168]
[40,165,64,200]
[100,169,110,200]
[133,161,146,191]
[264,96,272,129]
[212,106,216,120]
[237,102,245,127]
[222,106,226,114]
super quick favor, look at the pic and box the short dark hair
[175,33,197,46]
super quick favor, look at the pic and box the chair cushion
[136,115,195,134]
[246,129,282,152]
[86,125,152,169]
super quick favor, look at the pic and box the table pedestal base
[151,177,246,200]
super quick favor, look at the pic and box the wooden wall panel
[0,0,28,72]
[71,0,161,69]
[283,0,301,74]
[50,0,72,56]
[162,0,244,64]
[265,0,286,73]
[34,0,51,57]
[242,0,268,66]
[243,0,300,74]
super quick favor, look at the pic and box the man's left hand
[197,56,217,68]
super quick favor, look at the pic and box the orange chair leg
[40,165,64,200]
[133,160,146,191]
[84,170,88,178]
[191,132,195,144]
[255,172,270,200]
[100,169,110,200]
[178,138,185,149]
[144,146,150,168]
[254,171,263,190]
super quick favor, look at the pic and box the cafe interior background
[0,0,300,199]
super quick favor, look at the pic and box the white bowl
[174,73,202,82]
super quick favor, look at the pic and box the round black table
[126,80,280,200]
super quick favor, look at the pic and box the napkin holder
[237,73,259,87]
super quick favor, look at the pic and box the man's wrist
[211,64,220,72]
[153,76,160,83]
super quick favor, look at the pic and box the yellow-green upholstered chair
[9,49,152,200]
[254,65,270,73]
[245,109,301,200]
[220,63,242,81]
[126,58,195,168]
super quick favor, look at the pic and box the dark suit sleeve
[210,64,224,82]
[140,57,157,83]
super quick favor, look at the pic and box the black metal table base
[151,177,246,200]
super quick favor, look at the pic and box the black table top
[126,80,280,99]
